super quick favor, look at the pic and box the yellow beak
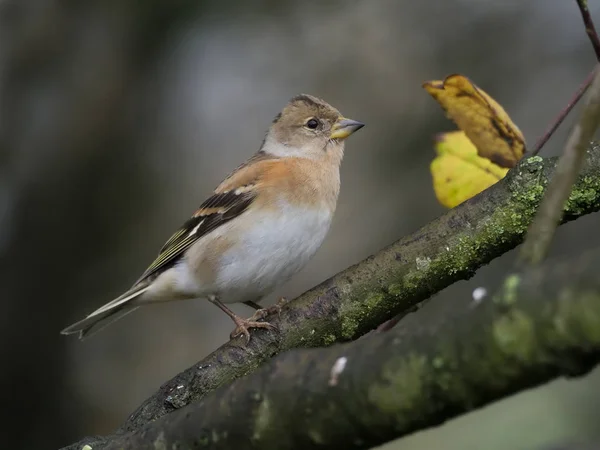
[330,117,365,140]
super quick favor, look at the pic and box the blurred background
[2,0,600,449]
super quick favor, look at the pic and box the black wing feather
[136,189,256,283]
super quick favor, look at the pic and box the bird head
[261,94,364,163]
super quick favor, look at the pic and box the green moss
[331,151,600,349]
[389,274,420,296]
[512,182,545,206]
[252,397,271,441]
[506,158,547,210]
[492,309,536,361]
[419,212,516,282]
[323,334,337,346]
[307,429,325,444]
[508,211,523,227]
[572,292,600,343]
[367,354,427,418]
[359,153,599,331]
[284,316,334,347]
[551,291,600,346]
[511,151,600,218]
[415,257,431,270]
[340,292,386,339]
[553,155,599,215]
[429,348,469,403]
[341,318,359,340]
[496,274,520,306]
[153,432,167,450]
[388,283,404,297]
[567,186,599,214]
[195,435,210,447]
[432,356,445,369]
[523,155,544,164]
[379,210,521,303]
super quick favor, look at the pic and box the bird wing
[136,190,256,282]
[134,154,275,284]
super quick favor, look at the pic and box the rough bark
[101,247,600,449]
[62,145,600,450]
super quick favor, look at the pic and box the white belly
[211,204,333,303]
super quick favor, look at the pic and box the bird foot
[248,297,288,321]
[230,297,287,343]
[267,296,287,315]
[230,315,277,344]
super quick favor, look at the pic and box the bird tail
[61,285,150,340]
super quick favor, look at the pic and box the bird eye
[306,118,319,129]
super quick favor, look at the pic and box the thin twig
[529,1,600,156]
[531,68,596,156]
[519,68,600,266]
[577,0,600,60]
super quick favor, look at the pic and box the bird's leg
[209,295,276,344]
[267,296,287,315]
[243,300,263,311]
[243,297,288,321]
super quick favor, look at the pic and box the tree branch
[520,68,600,265]
[530,1,600,156]
[102,247,600,450]
[62,145,600,450]
[576,0,600,61]
[530,68,596,156]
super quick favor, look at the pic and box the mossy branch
[101,247,600,450]
[520,68,600,265]
[62,145,600,450]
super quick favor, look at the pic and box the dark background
[1,1,600,449]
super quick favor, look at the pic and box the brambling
[61,94,364,344]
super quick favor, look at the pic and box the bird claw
[229,297,286,344]
[266,296,287,316]
[230,317,277,344]
[247,297,287,321]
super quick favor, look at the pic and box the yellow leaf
[423,74,525,168]
[431,131,509,208]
